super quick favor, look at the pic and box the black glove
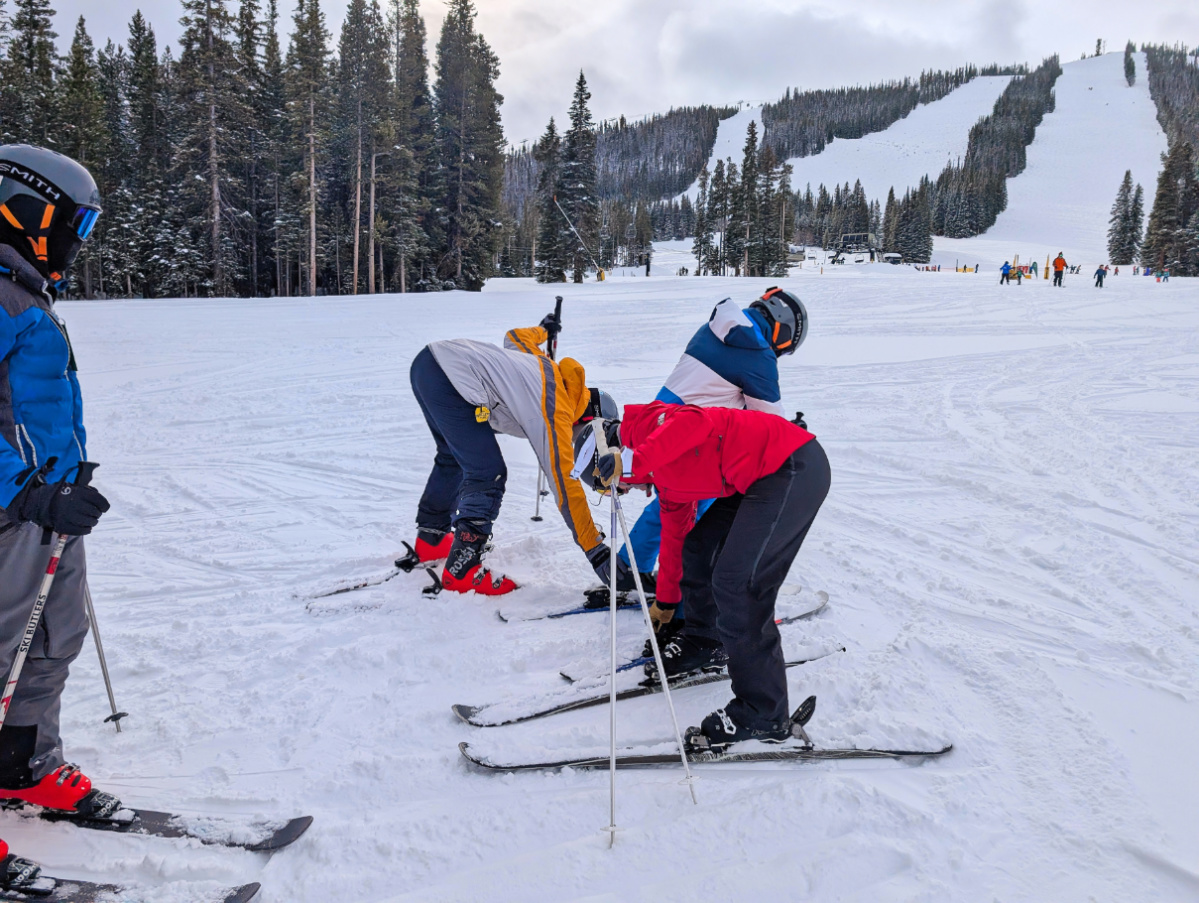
[586,543,636,591]
[791,411,807,429]
[539,312,561,342]
[7,476,110,536]
[595,452,619,487]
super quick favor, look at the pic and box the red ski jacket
[622,402,814,605]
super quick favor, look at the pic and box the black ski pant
[1053,271,1063,287]
[410,346,507,536]
[1095,275,1104,287]
[678,439,831,729]
[1000,273,1009,284]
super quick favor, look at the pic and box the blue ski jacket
[656,298,784,415]
[0,244,86,516]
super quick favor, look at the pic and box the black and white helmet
[750,286,808,356]
[0,144,102,279]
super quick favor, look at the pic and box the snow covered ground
[935,52,1168,269]
[784,76,1013,203]
[19,265,1199,901]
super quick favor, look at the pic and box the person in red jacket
[573,402,831,750]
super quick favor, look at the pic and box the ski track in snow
[27,265,1199,902]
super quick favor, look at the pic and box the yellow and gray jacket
[427,325,602,555]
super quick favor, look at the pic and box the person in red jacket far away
[572,402,831,751]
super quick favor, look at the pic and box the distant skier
[0,145,120,892]
[1094,265,1106,288]
[573,403,830,750]
[1053,253,1067,287]
[403,314,627,596]
[1000,262,1012,284]
[615,289,807,613]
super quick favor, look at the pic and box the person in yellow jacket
[401,310,631,595]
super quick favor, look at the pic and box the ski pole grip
[74,461,98,487]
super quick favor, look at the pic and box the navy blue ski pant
[410,346,506,535]
[680,439,831,729]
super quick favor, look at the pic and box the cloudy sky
[55,0,1199,146]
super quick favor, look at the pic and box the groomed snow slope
[784,76,1013,202]
[679,104,760,202]
[22,268,1199,902]
[936,52,1168,268]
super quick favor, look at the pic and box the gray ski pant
[0,521,90,780]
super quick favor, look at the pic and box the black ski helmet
[0,144,102,279]
[571,418,621,492]
[573,388,618,426]
[750,287,808,356]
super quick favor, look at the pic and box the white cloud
[53,0,1199,146]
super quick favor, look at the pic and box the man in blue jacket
[0,146,118,890]
[615,288,807,618]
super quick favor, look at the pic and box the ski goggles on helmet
[70,204,101,241]
[752,287,808,355]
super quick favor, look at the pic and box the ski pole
[593,420,620,848]
[532,295,564,523]
[614,492,697,805]
[84,584,127,732]
[0,462,98,732]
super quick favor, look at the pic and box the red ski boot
[439,526,517,596]
[0,764,121,818]
[395,529,453,572]
[0,839,42,893]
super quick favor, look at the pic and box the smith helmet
[0,145,102,279]
[750,286,808,356]
[573,388,618,425]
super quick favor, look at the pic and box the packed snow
[937,52,1168,268]
[10,260,1196,901]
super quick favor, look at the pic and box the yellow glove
[649,602,676,633]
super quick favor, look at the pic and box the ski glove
[539,312,561,342]
[7,476,110,536]
[649,601,676,632]
[791,411,807,429]
[586,543,636,592]
[599,418,622,449]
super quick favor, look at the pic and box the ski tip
[243,815,314,852]
[559,671,574,683]
[227,883,262,903]
[816,590,829,603]
[451,704,480,723]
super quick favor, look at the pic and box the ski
[0,878,259,902]
[308,540,449,599]
[495,598,640,623]
[3,804,313,852]
[459,694,952,771]
[459,741,953,771]
[308,569,402,599]
[451,648,844,727]
[558,592,830,682]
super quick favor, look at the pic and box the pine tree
[2,0,58,144]
[335,0,391,294]
[1129,182,1145,262]
[1124,41,1136,86]
[389,0,437,289]
[533,118,566,283]
[434,0,504,291]
[1107,170,1134,264]
[285,0,331,295]
[1141,141,1199,271]
[692,165,711,274]
[261,0,287,294]
[177,0,243,295]
[556,71,598,282]
[704,158,727,275]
